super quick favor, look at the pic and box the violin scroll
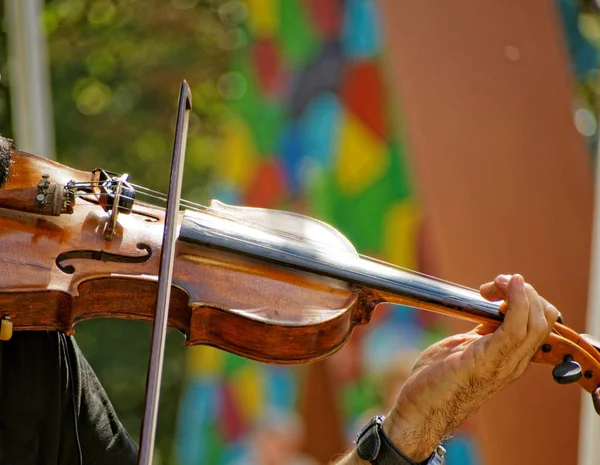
[531,323,600,414]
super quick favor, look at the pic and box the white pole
[5,0,55,159]
[578,133,600,464]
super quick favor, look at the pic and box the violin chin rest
[0,136,12,188]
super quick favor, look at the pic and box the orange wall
[379,1,594,464]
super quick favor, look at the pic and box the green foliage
[42,0,233,197]
[1,0,236,463]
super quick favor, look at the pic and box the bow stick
[137,80,192,465]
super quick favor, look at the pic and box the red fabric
[304,0,343,39]
[219,383,246,441]
[340,61,387,139]
[252,40,286,96]
[243,159,286,208]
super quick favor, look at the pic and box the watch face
[427,446,446,465]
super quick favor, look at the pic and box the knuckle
[544,304,560,323]
[524,283,538,297]
[511,327,528,344]
[530,317,547,334]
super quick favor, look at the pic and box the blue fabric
[342,0,381,58]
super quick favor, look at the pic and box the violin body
[0,147,367,363]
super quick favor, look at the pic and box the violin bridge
[89,169,135,240]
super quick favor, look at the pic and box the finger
[530,296,559,344]
[492,274,529,346]
[474,323,499,335]
[543,302,560,328]
[480,275,511,301]
[512,296,561,378]
[519,283,561,338]
[539,296,563,324]
[523,283,546,345]
[482,276,562,323]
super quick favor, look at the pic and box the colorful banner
[175,1,479,463]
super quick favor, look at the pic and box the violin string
[76,188,356,257]
[75,189,350,251]
[70,183,481,294]
[73,182,202,210]
[358,255,480,293]
[74,187,481,294]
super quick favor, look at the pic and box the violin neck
[180,210,503,326]
[353,258,502,325]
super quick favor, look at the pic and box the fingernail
[496,274,510,284]
[512,274,524,290]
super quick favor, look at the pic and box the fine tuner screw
[36,174,51,207]
[552,354,583,385]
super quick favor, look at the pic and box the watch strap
[356,415,446,465]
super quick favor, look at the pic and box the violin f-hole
[55,243,152,274]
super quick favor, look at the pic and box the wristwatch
[356,415,446,465]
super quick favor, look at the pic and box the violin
[1,134,600,417]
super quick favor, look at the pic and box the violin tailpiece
[0,137,12,188]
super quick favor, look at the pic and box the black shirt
[0,332,138,464]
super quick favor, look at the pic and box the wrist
[382,411,441,463]
[356,414,446,465]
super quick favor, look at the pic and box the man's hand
[335,274,559,464]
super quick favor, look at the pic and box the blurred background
[1,0,600,464]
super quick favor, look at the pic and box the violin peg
[0,316,13,341]
[552,354,583,385]
[592,388,600,415]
